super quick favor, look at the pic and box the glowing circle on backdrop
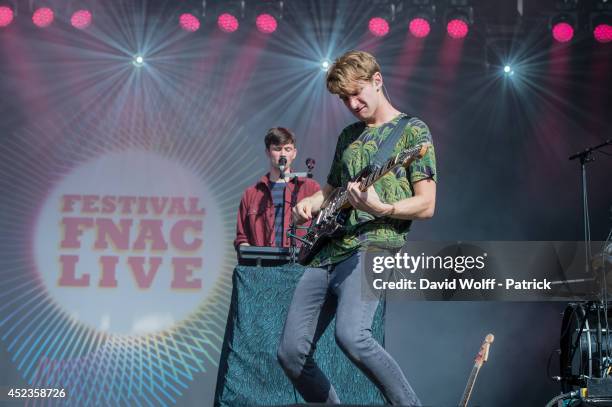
[552,22,574,43]
[368,17,389,37]
[446,18,468,39]
[0,6,14,27]
[32,7,54,28]
[409,17,431,38]
[218,13,239,33]
[180,13,200,32]
[594,24,612,43]
[33,150,225,335]
[71,10,92,29]
[256,13,278,34]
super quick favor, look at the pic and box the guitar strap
[353,114,412,226]
[370,115,411,168]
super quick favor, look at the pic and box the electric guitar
[459,333,495,407]
[293,142,429,266]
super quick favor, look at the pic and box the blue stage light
[132,55,144,67]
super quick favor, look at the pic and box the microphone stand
[568,138,611,278]
[285,159,317,262]
[568,138,612,377]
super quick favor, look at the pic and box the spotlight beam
[132,55,144,67]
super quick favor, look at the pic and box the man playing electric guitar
[277,50,437,405]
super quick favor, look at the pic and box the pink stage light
[218,13,239,33]
[32,7,54,28]
[409,17,431,38]
[179,13,200,32]
[593,24,612,43]
[0,5,14,27]
[256,13,277,34]
[71,10,92,29]
[552,22,574,43]
[368,17,389,37]
[447,18,468,39]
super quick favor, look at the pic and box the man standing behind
[234,127,320,249]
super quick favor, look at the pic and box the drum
[560,302,612,391]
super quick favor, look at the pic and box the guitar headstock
[474,333,495,368]
[398,142,430,166]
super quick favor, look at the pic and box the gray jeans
[277,251,421,405]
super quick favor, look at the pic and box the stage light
[0,3,15,28]
[590,2,612,43]
[253,2,283,34]
[32,6,54,28]
[402,1,436,39]
[179,13,200,32]
[320,59,331,71]
[552,21,574,42]
[593,23,612,42]
[367,2,395,37]
[213,1,244,33]
[503,65,515,76]
[409,17,431,38]
[444,1,473,39]
[256,13,277,34]
[549,0,577,43]
[218,12,239,32]
[369,17,390,37]
[446,17,468,39]
[70,9,92,29]
[176,1,203,33]
[484,35,521,74]
[132,55,144,67]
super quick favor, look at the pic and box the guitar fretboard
[459,366,480,407]
[334,144,423,209]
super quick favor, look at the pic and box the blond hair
[326,50,381,96]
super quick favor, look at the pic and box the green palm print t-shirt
[308,113,437,267]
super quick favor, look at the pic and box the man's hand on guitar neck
[347,178,436,220]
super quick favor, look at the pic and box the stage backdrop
[0,0,610,406]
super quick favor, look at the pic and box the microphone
[305,158,315,170]
[305,158,315,178]
[279,156,287,179]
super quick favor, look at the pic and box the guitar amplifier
[237,246,293,267]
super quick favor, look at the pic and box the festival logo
[34,150,225,335]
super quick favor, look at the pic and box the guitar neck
[330,143,426,211]
[358,154,401,191]
[336,155,400,208]
[458,333,494,407]
[459,365,481,407]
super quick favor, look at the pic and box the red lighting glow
[179,13,200,32]
[368,17,390,37]
[32,7,54,28]
[409,17,431,38]
[256,13,277,34]
[71,10,92,29]
[218,13,239,33]
[0,6,14,27]
[593,24,612,43]
[552,22,574,43]
[446,18,468,39]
